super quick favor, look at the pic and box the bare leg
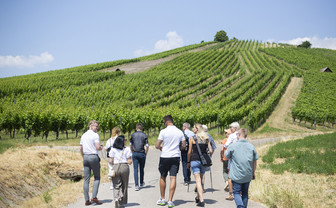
[160,177,166,200]
[168,176,176,202]
[194,173,204,202]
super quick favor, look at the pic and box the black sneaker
[195,197,200,203]
[196,201,205,207]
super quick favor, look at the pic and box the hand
[187,163,191,169]
[252,173,255,180]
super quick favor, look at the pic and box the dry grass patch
[250,144,336,208]
[0,146,109,208]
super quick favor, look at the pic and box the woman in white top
[105,126,121,190]
[109,135,132,208]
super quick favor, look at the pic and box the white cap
[202,125,208,132]
[229,122,240,130]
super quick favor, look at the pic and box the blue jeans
[232,180,250,208]
[181,151,191,183]
[132,152,146,186]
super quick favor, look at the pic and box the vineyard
[261,47,336,127]
[1,39,335,141]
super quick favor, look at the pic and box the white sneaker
[110,185,114,190]
[167,201,175,207]
[135,186,140,191]
[140,182,145,187]
[156,198,166,206]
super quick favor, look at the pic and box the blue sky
[0,0,335,78]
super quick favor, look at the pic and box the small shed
[320,67,332,72]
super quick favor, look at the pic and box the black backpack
[182,131,190,152]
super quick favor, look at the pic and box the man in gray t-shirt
[225,128,258,208]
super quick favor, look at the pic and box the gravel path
[65,144,266,208]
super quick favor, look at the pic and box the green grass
[262,132,336,175]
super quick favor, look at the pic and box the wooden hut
[320,67,332,72]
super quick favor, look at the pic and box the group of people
[80,115,258,208]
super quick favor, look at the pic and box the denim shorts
[190,160,206,175]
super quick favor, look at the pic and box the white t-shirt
[158,125,185,158]
[109,147,132,164]
[105,136,117,149]
[80,130,100,155]
[224,131,238,149]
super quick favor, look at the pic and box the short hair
[88,120,99,128]
[136,123,143,131]
[112,126,121,137]
[238,128,248,138]
[183,123,190,129]
[113,135,125,150]
[163,115,173,124]
[230,122,240,130]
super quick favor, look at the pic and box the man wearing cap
[225,128,258,208]
[223,121,240,200]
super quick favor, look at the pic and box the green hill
[0,40,335,140]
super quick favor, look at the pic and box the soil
[103,43,216,74]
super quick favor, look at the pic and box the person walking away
[105,126,121,190]
[130,123,149,191]
[155,115,186,208]
[220,129,231,192]
[224,122,240,201]
[80,120,103,206]
[199,125,216,192]
[109,135,132,208]
[225,128,258,208]
[181,122,195,186]
[187,123,213,207]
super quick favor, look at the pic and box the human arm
[94,141,102,151]
[207,141,213,156]
[80,145,84,157]
[109,157,114,165]
[253,160,257,179]
[127,157,132,165]
[187,137,194,169]
[220,145,224,162]
[155,140,163,150]
[145,145,149,156]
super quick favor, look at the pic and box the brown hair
[136,123,143,131]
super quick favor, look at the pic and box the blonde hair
[194,123,209,143]
[112,126,121,137]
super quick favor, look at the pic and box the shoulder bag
[194,136,212,167]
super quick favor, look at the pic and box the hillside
[0,40,335,142]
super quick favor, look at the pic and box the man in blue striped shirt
[225,128,258,208]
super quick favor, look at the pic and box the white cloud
[0,52,54,68]
[276,36,336,50]
[134,31,184,57]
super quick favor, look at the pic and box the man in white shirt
[155,115,186,208]
[80,120,103,206]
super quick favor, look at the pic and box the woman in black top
[187,123,213,207]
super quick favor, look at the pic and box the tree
[214,30,228,42]
[298,40,312,48]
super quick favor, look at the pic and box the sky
[0,0,335,78]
